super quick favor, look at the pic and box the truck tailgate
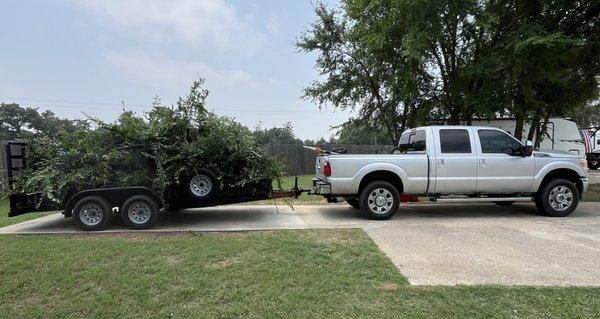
[315,155,328,179]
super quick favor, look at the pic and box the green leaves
[11,80,285,204]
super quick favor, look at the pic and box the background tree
[299,0,599,146]
[333,118,394,145]
[0,103,88,139]
[253,122,303,145]
[296,3,431,143]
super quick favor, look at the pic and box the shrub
[11,80,286,204]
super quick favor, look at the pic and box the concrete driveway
[589,170,600,184]
[2,202,600,286]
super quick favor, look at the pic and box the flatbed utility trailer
[3,141,304,231]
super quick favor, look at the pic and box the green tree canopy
[299,0,599,144]
[0,103,88,139]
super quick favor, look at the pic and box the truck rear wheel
[359,181,399,220]
[535,179,579,217]
[121,195,160,229]
[73,196,112,231]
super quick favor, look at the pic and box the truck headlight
[578,159,588,169]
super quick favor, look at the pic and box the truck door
[474,129,534,193]
[433,128,478,193]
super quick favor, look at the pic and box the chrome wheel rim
[80,203,104,226]
[548,186,573,211]
[127,202,152,224]
[368,188,394,214]
[190,174,212,197]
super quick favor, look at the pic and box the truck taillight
[323,160,331,177]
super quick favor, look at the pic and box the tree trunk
[514,114,524,140]
[536,113,551,149]
[527,110,541,142]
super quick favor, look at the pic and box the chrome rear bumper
[312,178,331,195]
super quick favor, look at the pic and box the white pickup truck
[312,126,589,219]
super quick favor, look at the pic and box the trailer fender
[64,186,163,217]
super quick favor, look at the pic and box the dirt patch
[165,255,184,265]
[206,257,243,269]
[379,282,399,291]
[303,228,365,245]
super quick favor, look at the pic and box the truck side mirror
[524,140,533,157]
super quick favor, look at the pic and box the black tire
[390,147,402,154]
[346,198,360,209]
[359,181,400,220]
[72,196,112,231]
[534,179,579,217]
[121,195,160,229]
[186,168,219,201]
[589,162,599,170]
[493,201,515,207]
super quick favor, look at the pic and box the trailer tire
[589,162,599,170]
[121,195,160,229]
[535,179,579,217]
[359,181,399,220]
[73,196,112,231]
[187,169,219,201]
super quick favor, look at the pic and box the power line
[0,96,343,115]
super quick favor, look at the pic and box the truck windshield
[398,130,426,153]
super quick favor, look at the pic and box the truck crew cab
[313,126,589,219]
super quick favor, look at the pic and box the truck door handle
[438,159,445,167]
[479,159,486,166]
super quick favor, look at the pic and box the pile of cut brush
[11,80,286,205]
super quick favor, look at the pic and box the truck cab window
[398,130,426,153]
[439,129,471,153]
[478,129,523,155]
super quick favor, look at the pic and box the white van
[470,118,585,159]
[580,127,600,170]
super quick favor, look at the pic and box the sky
[0,0,351,140]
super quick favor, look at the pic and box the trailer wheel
[121,195,159,229]
[187,169,219,200]
[73,196,112,231]
[359,181,399,220]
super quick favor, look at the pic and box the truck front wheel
[359,181,399,220]
[121,195,160,229]
[535,179,579,217]
[73,196,112,231]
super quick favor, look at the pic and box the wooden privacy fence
[265,144,395,175]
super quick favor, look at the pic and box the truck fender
[353,163,408,194]
[532,161,585,191]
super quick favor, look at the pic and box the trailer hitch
[270,176,309,199]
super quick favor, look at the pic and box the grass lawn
[1,229,599,318]
[0,199,57,228]
[583,184,600,202]
[247,174,326,205]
